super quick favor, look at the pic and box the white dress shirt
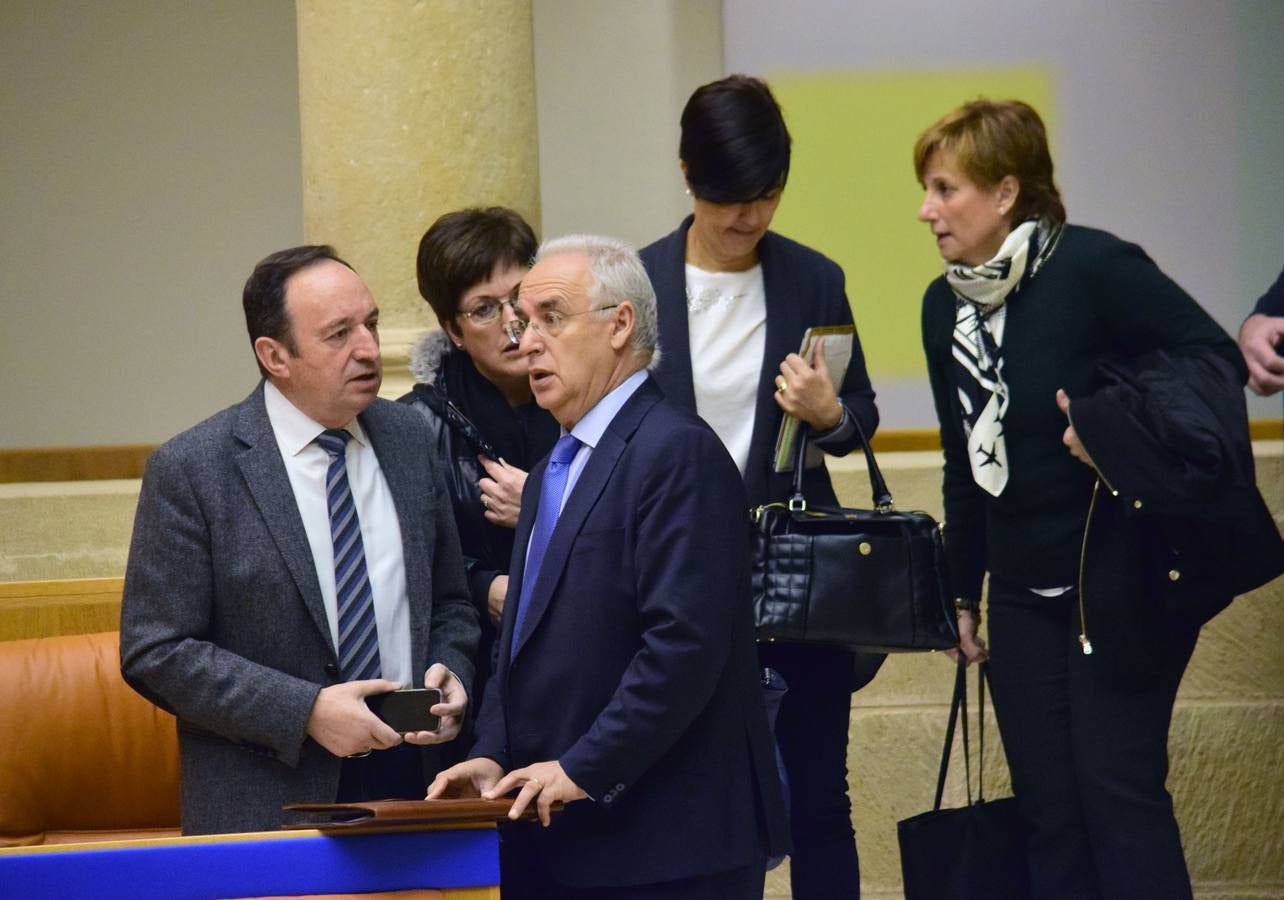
[522,368,649,577]
[263,382,413,686]
[685,263,767,475]
[562,369,649,503]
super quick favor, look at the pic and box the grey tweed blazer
[120,382,478,835]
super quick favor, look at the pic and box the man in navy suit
[428,235,788,898]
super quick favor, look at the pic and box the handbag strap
[932,659,967,810]
[977,660,991,802]
[933,658,996,810]
[852,418,894,511]
[788,416,894,512]
[960,660,974,806]
[788,422,811,508]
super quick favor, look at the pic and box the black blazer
[639,215,879,508]
[471,378,790,888]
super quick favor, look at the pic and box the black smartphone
[366,687,441,733]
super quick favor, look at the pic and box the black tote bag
[897,659,1031,899]
[750,421,957,652]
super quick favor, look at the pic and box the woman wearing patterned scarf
[915,99,1242,898]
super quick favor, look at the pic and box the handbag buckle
[788,496,807,513]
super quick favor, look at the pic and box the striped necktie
[511,433,582,649]
[316,428,381,681]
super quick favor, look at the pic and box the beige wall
[5,2,1279,449]
[5,0,714,450]
[532,0,723,249]
[0,0,304,449]
[723,0,1284,426]
[296,0,541,332]
[295,0,542,401]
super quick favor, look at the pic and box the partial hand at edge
[478,456,527,529]
[426,757,505,800]
[1055,389,1096,470]
[486,575,508,628]
[1238,313,1284,396]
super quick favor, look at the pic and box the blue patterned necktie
[512,434,582,647]
[316,428,381,681]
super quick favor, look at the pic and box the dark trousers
[498,833,766,900]
[759,641,861,899]
[986,579,1199,900]
[336,743,425,802]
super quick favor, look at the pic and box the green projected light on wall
[769,68,1055,378]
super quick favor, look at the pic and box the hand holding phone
[366,687,442,734]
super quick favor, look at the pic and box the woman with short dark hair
[914,99,1258,897]
[640,74,880,898]
[399,207,558,742]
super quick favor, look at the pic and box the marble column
[296,0,541,395]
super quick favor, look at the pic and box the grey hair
[535,234,662,369]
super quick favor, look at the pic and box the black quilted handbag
[750,422,958,652]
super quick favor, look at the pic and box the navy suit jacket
[639,216,879,508]
[121,384,479,834]
[471,377,789,888]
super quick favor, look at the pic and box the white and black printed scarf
[947,218,1063,496]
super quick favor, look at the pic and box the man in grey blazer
[121,245,479,835]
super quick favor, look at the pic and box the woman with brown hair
[399,207,559,742]
[914,99,1266,898]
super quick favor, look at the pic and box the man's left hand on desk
[487,760,587,827]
